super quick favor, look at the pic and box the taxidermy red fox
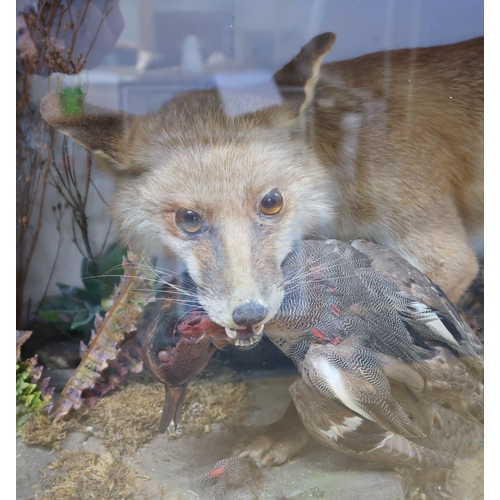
[40,33,483,348]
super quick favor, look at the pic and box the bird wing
[289,378,453,469]
[347,240,484,424]
[349,239,484,357]
[301,340,427,438]
[273,239,483,431]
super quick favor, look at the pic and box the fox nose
[232,302,269,327]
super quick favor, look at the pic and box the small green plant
[37,243,128,339]
[16,331,54,436]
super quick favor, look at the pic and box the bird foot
[233,402,310,467]
[200,456,262,500]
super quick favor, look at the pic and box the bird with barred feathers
[200,456,262,500]
[143,239,483,472]
[265,239,483,469]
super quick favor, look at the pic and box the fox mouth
[224,324,264,349]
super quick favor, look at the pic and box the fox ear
[40,92,140,175]
[273,32,336,116]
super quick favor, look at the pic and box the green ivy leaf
[70,304,102,330]
[37,309,59,323]
[81,243,127,299]
[97,243,127,280]
[57,283,100,306]
[38,295,82,312]
[37,295,82,324]
[81,257,111,298]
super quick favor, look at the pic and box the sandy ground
[16,369,483,500]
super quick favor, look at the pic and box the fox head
[40,33,337,346]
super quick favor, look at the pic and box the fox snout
[195,278,284,349]
[188,227,287,347]
[232,302,269,327]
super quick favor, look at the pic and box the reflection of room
[21,0,484,338]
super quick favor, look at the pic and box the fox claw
[235,430,309,467]
[234,402,310,467]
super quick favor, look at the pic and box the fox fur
[40,32,483,334]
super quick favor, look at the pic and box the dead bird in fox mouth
[141,300,226,432]
[142,289,267,432]
[144,238,483,468]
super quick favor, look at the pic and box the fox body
[40,33,483,340]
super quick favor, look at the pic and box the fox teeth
[234,336,259,347]
[252,324,264,336]
[225,327,238,339]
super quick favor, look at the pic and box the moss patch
[33,451,138,500]
[19,359,252,457]
[20,414,72,449]
[84,376,252,455]
[85,383,164,455]
[168,378,252,439]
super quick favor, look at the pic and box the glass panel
[16,2,484,499]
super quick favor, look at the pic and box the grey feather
[263,239,483,468]
[290,379,454,469]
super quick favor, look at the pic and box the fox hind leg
[234,401,310,466]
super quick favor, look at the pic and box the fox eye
[175,209,204,233]
[259,188,283,215]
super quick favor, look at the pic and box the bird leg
[158,384,188,433]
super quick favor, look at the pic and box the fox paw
[233,403,310,466]
[200,456,262,500]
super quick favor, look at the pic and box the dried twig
[16,0,118,327]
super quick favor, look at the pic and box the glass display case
[16,2,484,499]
